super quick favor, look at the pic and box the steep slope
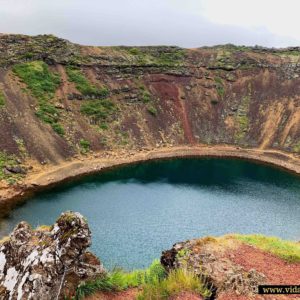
[0,34,300,188]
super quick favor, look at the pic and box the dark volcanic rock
[0,211,105,300]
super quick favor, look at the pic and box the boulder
[0,211,105,300]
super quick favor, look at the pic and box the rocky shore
[1,145,300,215]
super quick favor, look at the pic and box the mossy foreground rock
[0,211,104,300]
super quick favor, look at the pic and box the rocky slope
[0,34,300,187]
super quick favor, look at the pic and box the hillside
[0,34,300,198]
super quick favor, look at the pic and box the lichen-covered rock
[161,236,266,298]
[0,211,105,300]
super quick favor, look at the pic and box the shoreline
[1,145,300,213]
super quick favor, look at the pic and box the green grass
[0,90,5,107]
[73,260,211,300]
[235,234,300,263]
[80,99,116,123]
[66,66,109,98]
[137,268,211,300]
[13,61,60,99]
[74,260,166,299]
[12,61,65,135]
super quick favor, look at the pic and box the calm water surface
[0,158,300,270]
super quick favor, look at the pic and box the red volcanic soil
[85,288,138,300]
[218,243,300,300]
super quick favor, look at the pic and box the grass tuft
[137,268,211,300]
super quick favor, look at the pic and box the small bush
[147,105,157,116]
[79,139,90,153]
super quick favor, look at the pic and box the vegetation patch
[214,77,225,98]
[235,234,300,263]
[0,151,24,184]
[79,139,90,154]
[124,47,186,66]
[73,260,210,300]
[292,141,300,153]
[235,95,250,142]
[0,90,5,107]
[74,260,166,299]
[138,84,158,116]
[137,268,211,300]
[12,61,64,135]
[80,99,116,124]
[66,66,109,98]
[147,104,158,116]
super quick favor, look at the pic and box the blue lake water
[0,158,299,270]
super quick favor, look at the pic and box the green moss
[12,61,64,135]
[66,66,109,97]
[80,99,116,123]
[235,234,300,263]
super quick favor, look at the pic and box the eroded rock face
[161,237,266,299]
[0,211,105,300]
